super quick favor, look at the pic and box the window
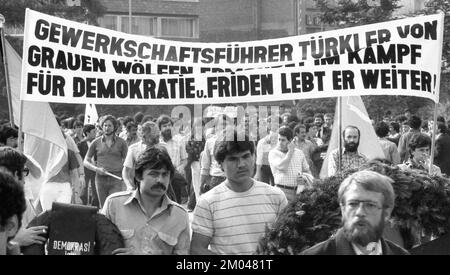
[121,16,156,36]
[314,16,321,26]
[98,15,198,38]
[160,17,196,38]
[305,15,312,25]
[98,15,118,31]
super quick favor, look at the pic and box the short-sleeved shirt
[123,141,148,169]
[159,135,187,169]
[86,135,128,173]
[200,135,224,177]
[101,190,190,255]
[256,133,277,166]
[268,148,311,188]
[378,138,401,165]
[192,180,287,255]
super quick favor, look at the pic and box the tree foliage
[0,0,106,27]
[316,0,400,26]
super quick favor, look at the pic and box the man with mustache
[191,130,287,255]
[328,125,367,176]
[302,170,409,255]
[101,146,190,255]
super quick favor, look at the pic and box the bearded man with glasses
[302,170,409,255]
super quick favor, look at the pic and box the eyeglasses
[344,200,382,213]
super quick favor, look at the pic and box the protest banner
[20,9,444,105]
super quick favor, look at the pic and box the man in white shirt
[268,126,312,203]
[157,115,187,203]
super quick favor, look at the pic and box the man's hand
[112,247,136,255]
[96,167,107,176]
[288,140,296,152]
[14,226,48,246]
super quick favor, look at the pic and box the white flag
[84,103,99,125]
[320,96,385,178]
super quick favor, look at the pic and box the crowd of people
[1,105,449,255]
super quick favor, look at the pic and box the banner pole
[429,101,438,174]
[0,14,15,127]
[429,12,445,174]
[17,100,24,152]
[338,96,342,174]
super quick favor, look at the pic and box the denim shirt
[101,190,190,255]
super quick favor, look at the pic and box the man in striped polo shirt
[190,130,288,255]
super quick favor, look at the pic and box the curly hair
[0,147,27,181]
[0,171,26,233]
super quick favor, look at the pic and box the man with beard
[191,130,287,255]
[102,147,190,255]
[328,125,367,176]
[302,170,409,255]
[84,115,128,207]
[157,115,188,203]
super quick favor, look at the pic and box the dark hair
[0,147,27,181]
[134,112,144,124]
[324,113,333,119]
[134,146,175,181]
[408,133,431,154]
[342,125,360,139]
[63,117,76,129]
[389,121,400,133]
[100,115,119,131]
[375,122,389,138]
[395,115,408,123]
[76,114,85,123]
[437,116,446,124]
[278,126,294,141]
[126,121,137,132]
[438,123,447,134]
[82,124,96,136]
[142,115,154,124]
[214,130,255,164]
[293,124,306,135]
[157,115,173,130]
[314,113,324,120]
[0,171,26,232]
[122,116,134,127]
[287,121,297,130]
[408,115,422,130]
[0,127,18,144]
[305,122,316,133]
[72,120,83,129]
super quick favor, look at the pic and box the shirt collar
[352,241,383,255]
[124,189,175,215]
[101,134,117,142]
[342,147,360,155]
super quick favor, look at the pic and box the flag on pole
[84,103,99,125]
[319,96,385,179]
[3,38,67,204]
